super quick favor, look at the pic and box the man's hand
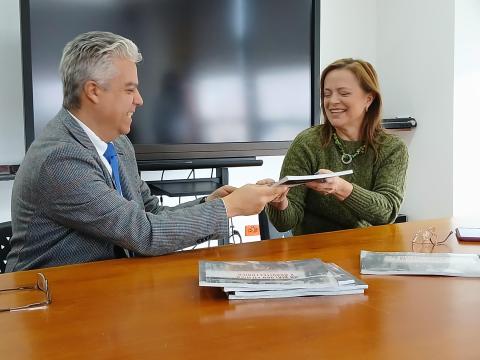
[305,169,353,201]
[206,185,237,202]
[222,183,289,218]
[256,178,289,211]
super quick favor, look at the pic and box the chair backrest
[394,213,408,223]
[0,221,12,273]
[258,210,293,240]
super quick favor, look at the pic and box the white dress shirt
[68,110,113,177]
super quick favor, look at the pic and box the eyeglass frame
[0,272,52,313]
[411,227,454,246]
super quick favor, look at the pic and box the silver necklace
[332,133,365,165]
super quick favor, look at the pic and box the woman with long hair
[265,58,408,235]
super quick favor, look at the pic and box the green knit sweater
[266,125,409,235]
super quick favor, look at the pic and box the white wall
[454,0,480,218]
[0,0,461,228]
[320,0,377,67]
[377,0,455,220]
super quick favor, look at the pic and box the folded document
[360,250,480,277]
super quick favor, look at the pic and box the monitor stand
[147,167,228,197]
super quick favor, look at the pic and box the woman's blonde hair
[320,58,384,159]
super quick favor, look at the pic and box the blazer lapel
[61,108,97,152]
[60,108,116,190]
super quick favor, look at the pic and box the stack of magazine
[199,259,367,300]
[360,250,480,277]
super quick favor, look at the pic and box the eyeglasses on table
[411,227,454,248]
[0,272,52,313]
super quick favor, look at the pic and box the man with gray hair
[6,31,287,271]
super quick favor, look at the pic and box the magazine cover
[199,259,337,290]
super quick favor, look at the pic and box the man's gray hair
[60,31,142,110]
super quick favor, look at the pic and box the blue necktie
[103,142,131,258]
[103,142,123,196]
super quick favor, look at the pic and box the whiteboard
[0,0,25,165]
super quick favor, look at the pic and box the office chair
[258,210,293,240]
[0,221,12,273]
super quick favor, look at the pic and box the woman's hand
[305,169,353,201]
[256,178,290,211]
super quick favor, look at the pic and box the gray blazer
[6,109,228,271]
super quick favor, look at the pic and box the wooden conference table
[1,218,480,359]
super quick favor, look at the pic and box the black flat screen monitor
[21,0,320,166]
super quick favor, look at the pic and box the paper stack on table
[199,259,367,300]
